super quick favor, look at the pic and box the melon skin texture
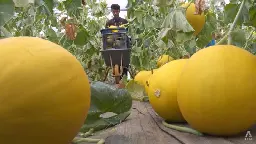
[144,69,158,95]
[0,37,91,144]
[148,59,188,122]
[177,45,256,136]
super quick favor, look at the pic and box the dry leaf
[65,23,77,40]
[182,54,190,59]
[194,0,206,15]
[180,54,190,59]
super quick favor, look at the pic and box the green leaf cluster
[0,0,255,81]
[80,81,132,132]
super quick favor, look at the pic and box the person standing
[105,4,129,80]
[105,4,128,28]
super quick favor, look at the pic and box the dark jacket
[105,17,128,28]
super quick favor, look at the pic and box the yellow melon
[120,24,126,28]
[177,45,256,136]
[134,70,158,95]
[109,25,118,33]
[0,37,91,144]
[148,59,188,122]
[134,70,151,86]
[182,3,206,35]
[134,70,156,86]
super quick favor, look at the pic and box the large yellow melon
[182,3,206,35]
[134,69,158,94]
[134,70,152,86]
[177,45,256,136]
[147,59,188,122]
[134,70,157,86]
[0,37,91,144]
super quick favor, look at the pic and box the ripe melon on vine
[182,3,206,35]
[177,45,256,136]
[134,70,155,86]
[134,70,157,94]
[157,55,174,67]
[0,37,91,144]
[147,59,188,122]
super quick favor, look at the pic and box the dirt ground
[80,101,256,144]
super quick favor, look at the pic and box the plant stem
[227,0,245,44]
[185,0,194,10]
[216,31,228,45]
[72,128,105,144]
[162,121,203,136]
[78,128,94,138]
[142,96,149,101]
[132,96,148,102]
[72,137,105,144]
[58,34,66,44]
[243,29,255,49]
[217,0,246,45]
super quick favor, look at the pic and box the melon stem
[162,121,203,136]
[72,137,105,144]
[132,96,148,102]
[184,0,193,10]
[78,128,94,137]
[72,128,105,144]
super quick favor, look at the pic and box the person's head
[111,4,120,17]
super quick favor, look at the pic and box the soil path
[80,101,256,144]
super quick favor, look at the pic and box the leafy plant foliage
[0,0,255,81]
[80,81,132,132]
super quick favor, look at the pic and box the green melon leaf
[80,81,132,132]
[126,80,148,100]
[0,0,15,27]
[74,26,90,46]
[230,29,247,47]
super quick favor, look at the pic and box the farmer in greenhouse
[105,4,130,79]
[105,4,128,27]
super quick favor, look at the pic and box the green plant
[1,0,256,142]
[1,0,255,81]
